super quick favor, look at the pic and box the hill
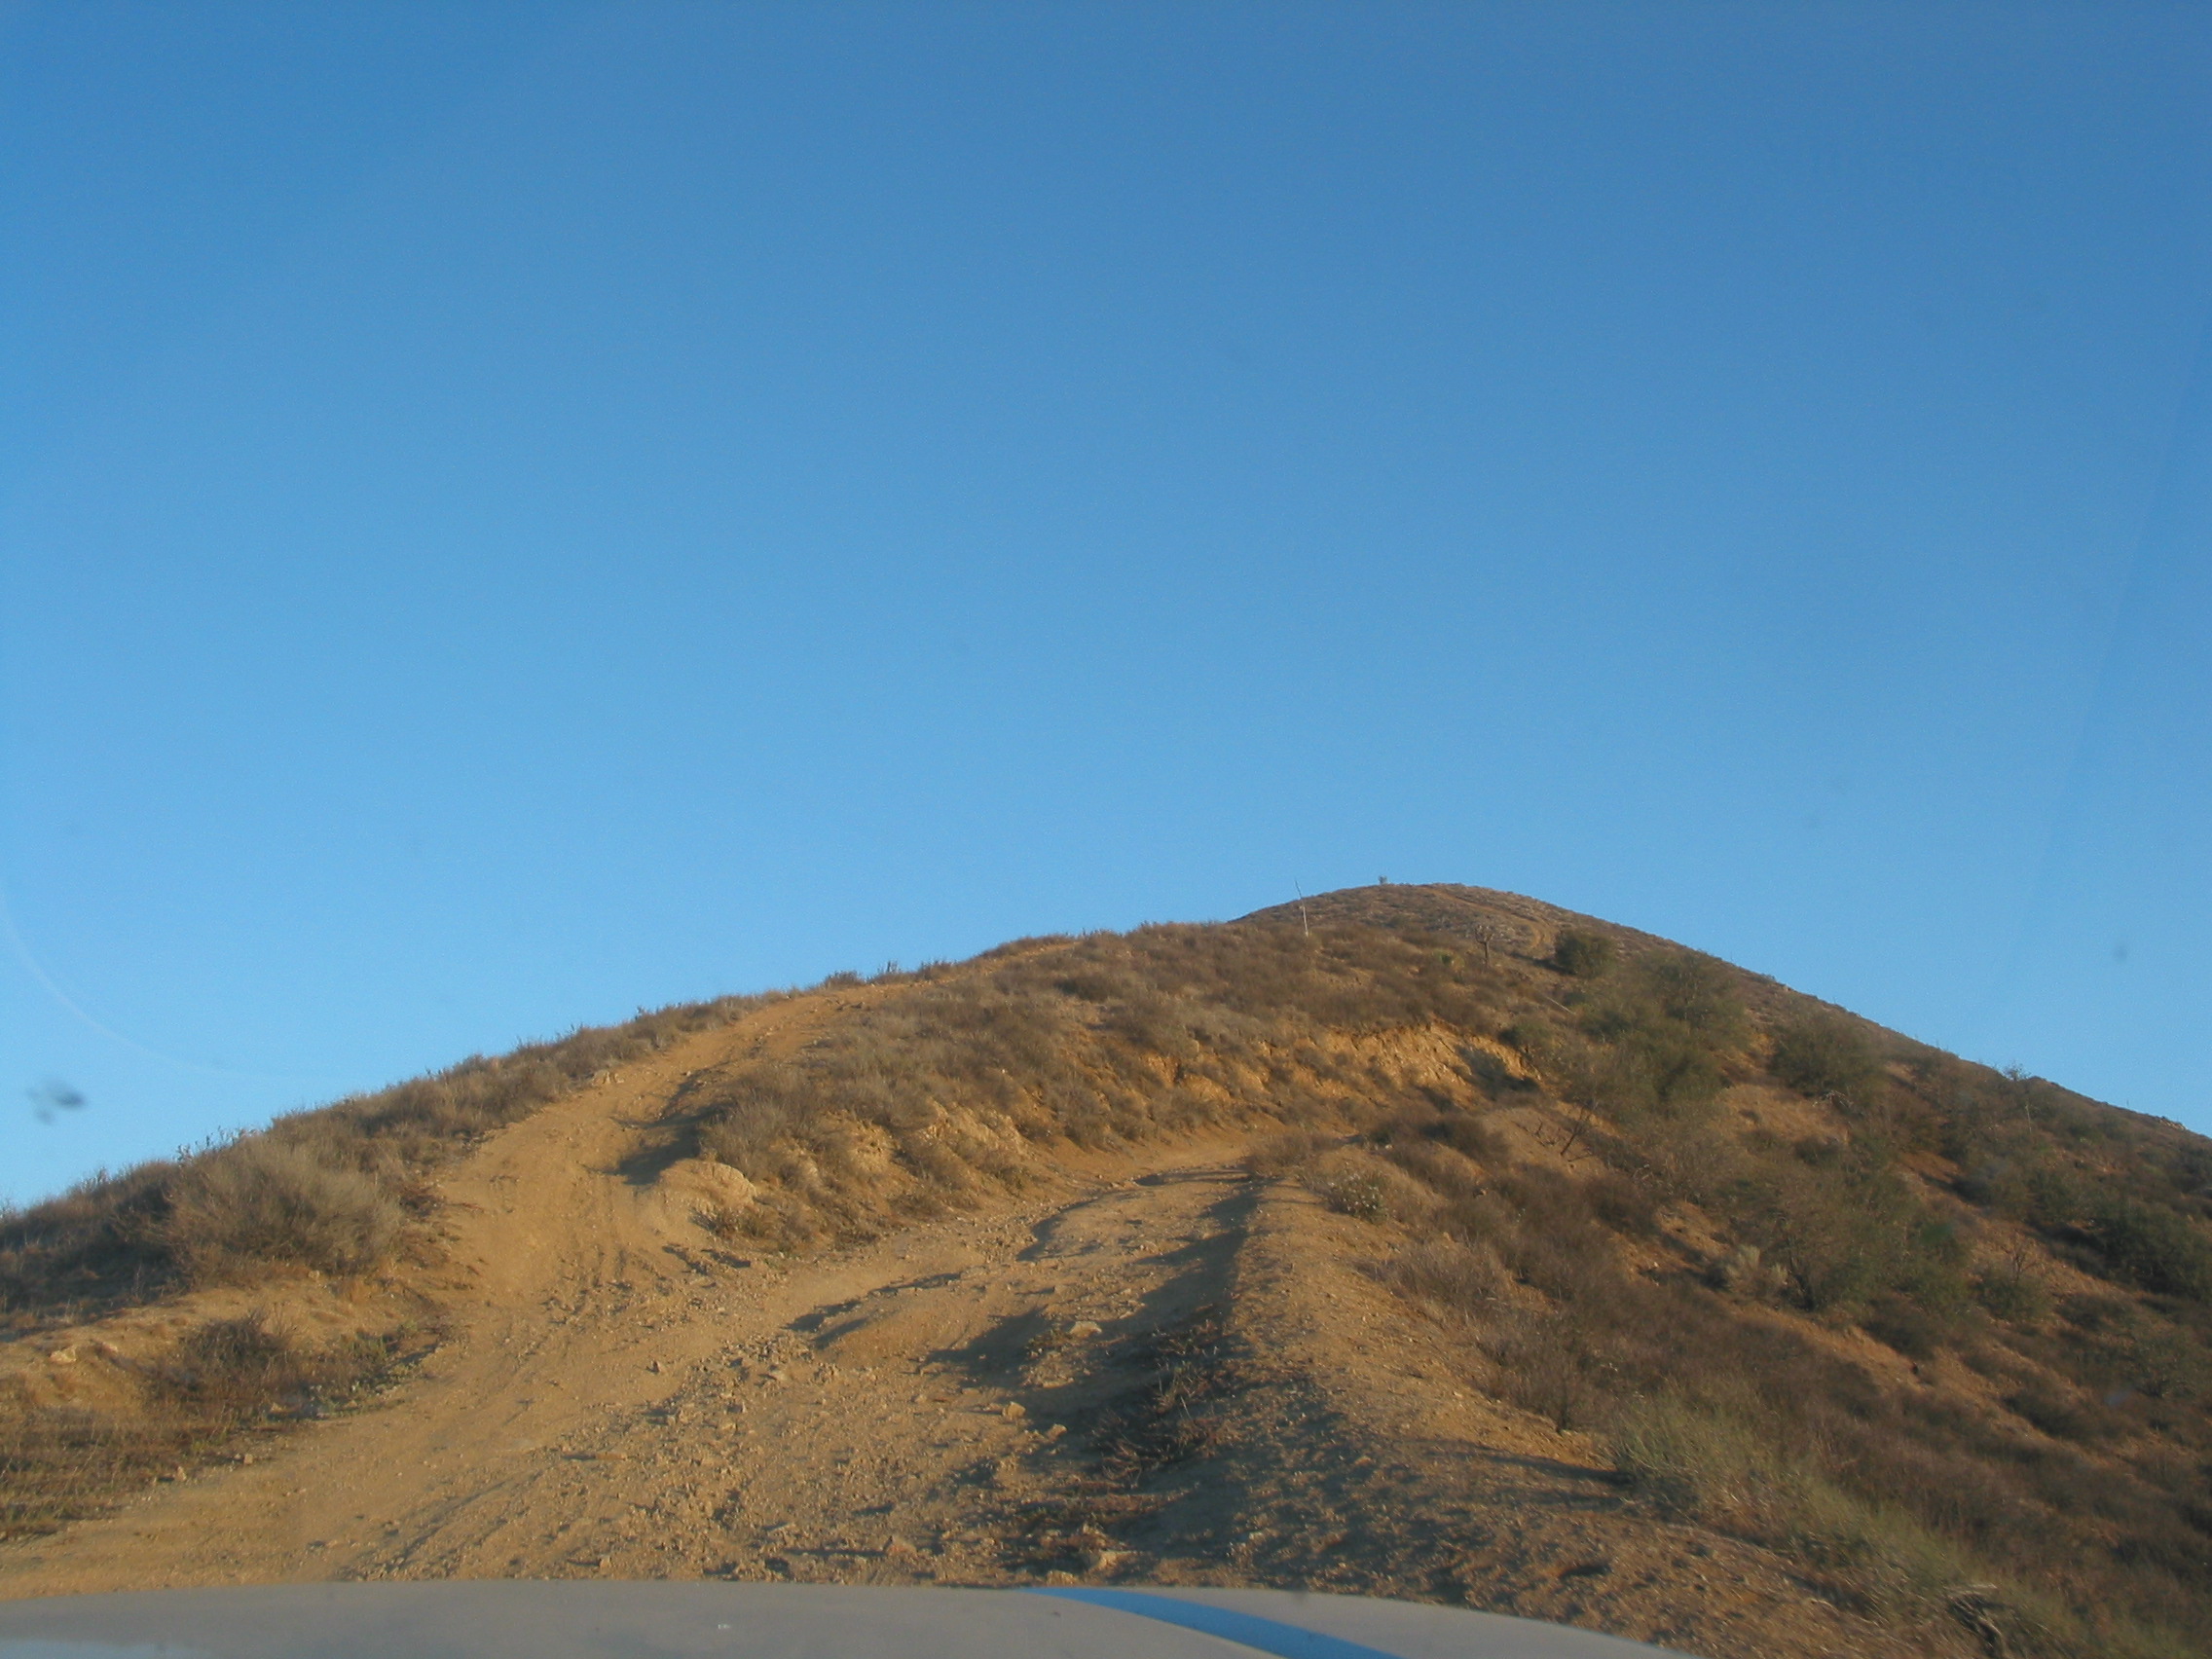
[4,884,2210,1659]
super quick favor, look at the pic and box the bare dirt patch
[0,1033,1959,1659]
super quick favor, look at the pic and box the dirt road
[0,997,1269,1595]
[0,991,1968,1659]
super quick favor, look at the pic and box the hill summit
[5,884,2210,1659]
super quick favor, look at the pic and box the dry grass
[688,920,1516,1248]
[163,1140,403,1284]
[1230,888,2212,1657]
[1,994,766,1329]
[1382,1235,1507,1322]
[682,890,2212,1657]
[1090,1312,1239,1485]
[0,1309,419,1541]
[6,882,2211,1655]
[684,891,2212,1651]
[0,994,764,1539]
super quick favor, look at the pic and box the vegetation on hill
[1,996,760,1537]
[4,883,2210,1658]
[685,889,2212,1656]
[3,997,762,1328]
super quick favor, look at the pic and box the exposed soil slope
[6,886,2210,1659]
[0,992,1929,1659]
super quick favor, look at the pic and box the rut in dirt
[455,1164,1272,1588]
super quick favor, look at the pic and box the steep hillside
[4,886,2209,1659]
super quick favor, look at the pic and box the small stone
[1044,1423,1067,1441]
[47,1346,77,1365]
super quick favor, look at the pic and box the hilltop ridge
[5,886,2209,1659]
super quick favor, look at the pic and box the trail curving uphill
[0,988,1964,1659]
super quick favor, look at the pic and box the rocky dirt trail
[0,989,1254,1600]
[0,987,1969,1659]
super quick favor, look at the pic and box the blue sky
[4,1,2208,1205]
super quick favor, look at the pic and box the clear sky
[4,2,2208,1206]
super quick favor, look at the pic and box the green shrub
[1551,930,1615,978]
[1569,949,1748,1118]
[1722,1155,1965,1320]
[1972,1267,2051,1325]
[1769,1013,1881,1101]
[1636,950,1751,1047]
[2090,1196,2212,1301]
[1991,1161,2212,1302]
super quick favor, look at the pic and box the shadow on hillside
[610,1068,735,1188]
[946,1172,1259,1406]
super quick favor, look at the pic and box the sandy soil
[0,991,1974,1659]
